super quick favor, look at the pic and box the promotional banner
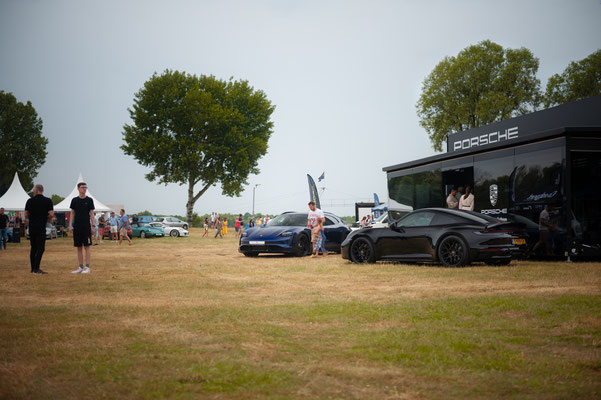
[307,174,321,209]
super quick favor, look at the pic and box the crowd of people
[202,212,271,239]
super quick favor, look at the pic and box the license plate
[512,239,526,245]
[249,241,265,245]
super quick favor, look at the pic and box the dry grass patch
[0,229,600,399]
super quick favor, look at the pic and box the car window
[324,217,335,226]
[430,212,465,226]
[397,211,435,227]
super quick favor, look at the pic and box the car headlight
[278,231,293,237]
[241,232,248,237]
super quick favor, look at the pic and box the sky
[1,0,600,218]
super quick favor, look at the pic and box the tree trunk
[186,178,212,227]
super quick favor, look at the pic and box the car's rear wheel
[140,231,146,238]
[243,252,259,257]
[183,224,188,230]
[292,233,310,257]
[437,236,469,267]
[170,230,179,237]
[350,237,376,263]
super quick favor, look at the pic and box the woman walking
[202,217,210,238]
[221,218,228,236]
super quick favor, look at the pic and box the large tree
[122,70,275,224]
[0,91,48,196]
[416,40,541,151]
[544,49,601,107]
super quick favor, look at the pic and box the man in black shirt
[0,208,9,250]
[69,182,95,274]
[24,184,54,274]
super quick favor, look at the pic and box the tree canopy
[0,91,48,195]
[416,40,541,151]
[121,70,275,224]
[544,49,601,107]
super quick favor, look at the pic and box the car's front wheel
[349,237,376,263]
[437,236,469,267]
[170,230,179,237]
[292,233,310,257]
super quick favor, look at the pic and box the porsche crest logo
[489,184,498,207]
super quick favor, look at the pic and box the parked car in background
[149,222,189,237]
[239,211,351,257]
[154,216,188,230]
[26,223,57,240]
[131,222,164,238]
[342,208,528,267]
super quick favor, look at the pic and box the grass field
[1,229,600,399]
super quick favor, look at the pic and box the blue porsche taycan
[238,211,351,257]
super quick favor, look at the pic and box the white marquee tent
[54,173,112,212]
[0,172,31,211]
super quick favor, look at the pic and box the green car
[131,222,164,238]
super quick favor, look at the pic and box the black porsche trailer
[383,95,601,260]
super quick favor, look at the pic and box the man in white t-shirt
[307,201,325,254]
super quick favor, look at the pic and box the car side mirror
[391,223,404,233]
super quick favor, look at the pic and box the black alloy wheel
[437,236,468,267]
[349,237,376,264]
[293,234,310,257]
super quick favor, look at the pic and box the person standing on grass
[202,217,210,238]
[70,182,95,274]
[222,217,228,236]
[24,184,54,274]
[97,213,105,243]
[235,214,242,238]
[0,208,9,251]
[263,214,270,226]
[310,217,326,258]
[307,201,325,255]
[132,214,139,224]
[214,217,223,238]
[108,211,118,241]
[118,209,132,246]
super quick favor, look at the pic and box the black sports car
[341,208,528,267]
[239,211,351,257]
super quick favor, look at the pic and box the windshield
[138,223,151,227]
[373,213,387,223]
[266,213,308,227]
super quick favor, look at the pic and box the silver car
[154,216,188,230]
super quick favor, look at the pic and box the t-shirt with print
[307,208,325,228]
[70,196,95,231]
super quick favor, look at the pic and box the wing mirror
[390,222,405,233]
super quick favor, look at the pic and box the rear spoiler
[484,221,527,231]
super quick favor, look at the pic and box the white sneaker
[82,267,90,274]
[72,267,83,274]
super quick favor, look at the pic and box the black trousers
[29,232,46,272]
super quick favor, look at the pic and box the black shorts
[73,227,92,247]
